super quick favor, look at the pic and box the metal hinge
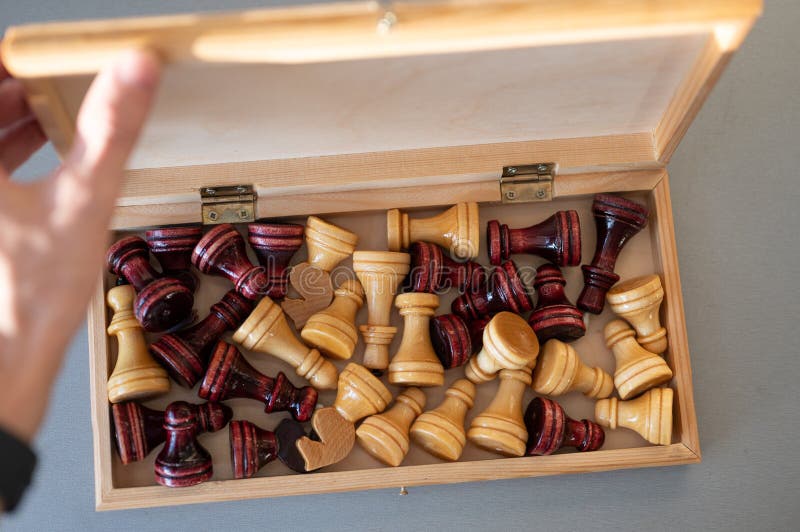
[200,185,256,224]
[500,163,556,203]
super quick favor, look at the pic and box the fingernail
[113,49,161,90]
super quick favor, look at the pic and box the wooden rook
[234,296,339,390]
[595,387,673,445]
[352,251,410,372]
[388,293,445,387]
[410,379,476,461]
[532,339,613,399]
[387,202,480,260]
[577,194,649,314]
[465,312,539,384]
[106,284,170,403]
[524,397,604,455]
[357,387,426,467]
[527,263,585,343]
[107,236,194,332]
[467,367,532,457]
[407,241,486,293]
[486,210,581,266]
[229,420,278,479]
[248,222,304,299]
[605,319,672,400]
[199,341,318,422]
[154,401,214,487]
[607,274,668,354]
[451,260,533,321]
[301,279,364,360]
[145,225,203,292]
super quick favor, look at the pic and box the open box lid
[2,0,761,226]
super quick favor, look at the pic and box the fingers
[0,117,46,174]
[0,78,32,129]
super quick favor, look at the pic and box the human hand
[0,50,161,443]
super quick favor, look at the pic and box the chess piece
[106,284,170,403]
[357,388,426,467]
[233,296,339,390]
[486,210,581,267]
[352,251,410,372]
[430,314,475,369]
[301,279,364,360]
[605,319,672,400]
[192,223,269,301]
[595,387,673,445]
[577,194,649,314]
[527,264,585,343]
[524,397,604,455]
[111,401,232,464]
[407,241,486,294]
[388,293,445,387]
[248,222,304,299]
[451,260,533,321]
[274,418,310,473]
[387,202,480,260]
[464,312,539,384]
[199,341,317,422]
[150,290,253,387]
[107,236,194,332]
[532,339,613,399]
[229,420,279,479]
[410,379,475,461]
[607,274,668,354]
[467,367,532,457]
[280,262,334,328]
[145,225,203,292]
[154,401,213,487]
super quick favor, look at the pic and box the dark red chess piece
[150,290,253,387]
[229,420,279,479]
[407,241,486,294]
[146,225,203,292]
[155,401,217,487]
[527,264,585,343]
[112,401,232,465]
[524,397,604,456]
[487,210,581,267]
[107,236,194,332]
[429,314,490,369]
[451,260,533,321]
[274,418,309,473]
[577,194,649,314]
[199,341,317,422]
[192,224,269,301]
[248,223,304,299]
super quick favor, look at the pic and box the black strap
[0,427,37,512]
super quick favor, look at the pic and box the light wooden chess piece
[532,339,614,399]
[301,279,364,360]
[106,285,170,403]
[357,387,426,467]
[352,251,410,372]
[467,367,531,457]
[388,292,444,387]
[465,312,540,384]
[387,202,480,260]
[606,274,668,354]
[605,319,672,400]
[410,379,476,461]
[595,387,673,445]
[233,296,339,390]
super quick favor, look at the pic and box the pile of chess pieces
[105,194,674,487]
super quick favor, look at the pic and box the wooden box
[2,0,761,511]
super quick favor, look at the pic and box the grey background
[2,0,799,530]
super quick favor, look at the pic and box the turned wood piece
[154,401,214,487]
[233,296,339,390]
[301,279,364,360]
[304,215,358,272]
[486,210,581,267]
[527,263,586,343]
[352,251,411,372]
[274,418,310,473]
[577,194,649,314]
[106,285,170,403]
[111,401,231,465]
[524,397,604,455]
[430,314,473,369]
[107,236,194,332]
[410,379,476,461]
[145,225,203,292]
[280,262,334,328]
[465,312,539,384]
[388,293,445,387]
[467,367,532,457]
[407,241,486,293]
[150,290,253,387]
[607,274,668,354]
[192,223,269,301]
[357,388,426,467]
[605,319,672,400]
[248,222,304,299]
[229,420,279,479]
[451,260,533,321]
[199,341,317,422]
[595,387,673,445]
[387,202,480,259]
[532,339,613,399]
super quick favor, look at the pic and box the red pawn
[154,402,217,487]
[527,264,585,343]
[146,225,203,292]
[429,314,490,369]
[229,420,279,479]
[248,223,304,299]
[407,241,486,294]
[487,210,581,267]
[524,397,604,456]
[451,260,533,321]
